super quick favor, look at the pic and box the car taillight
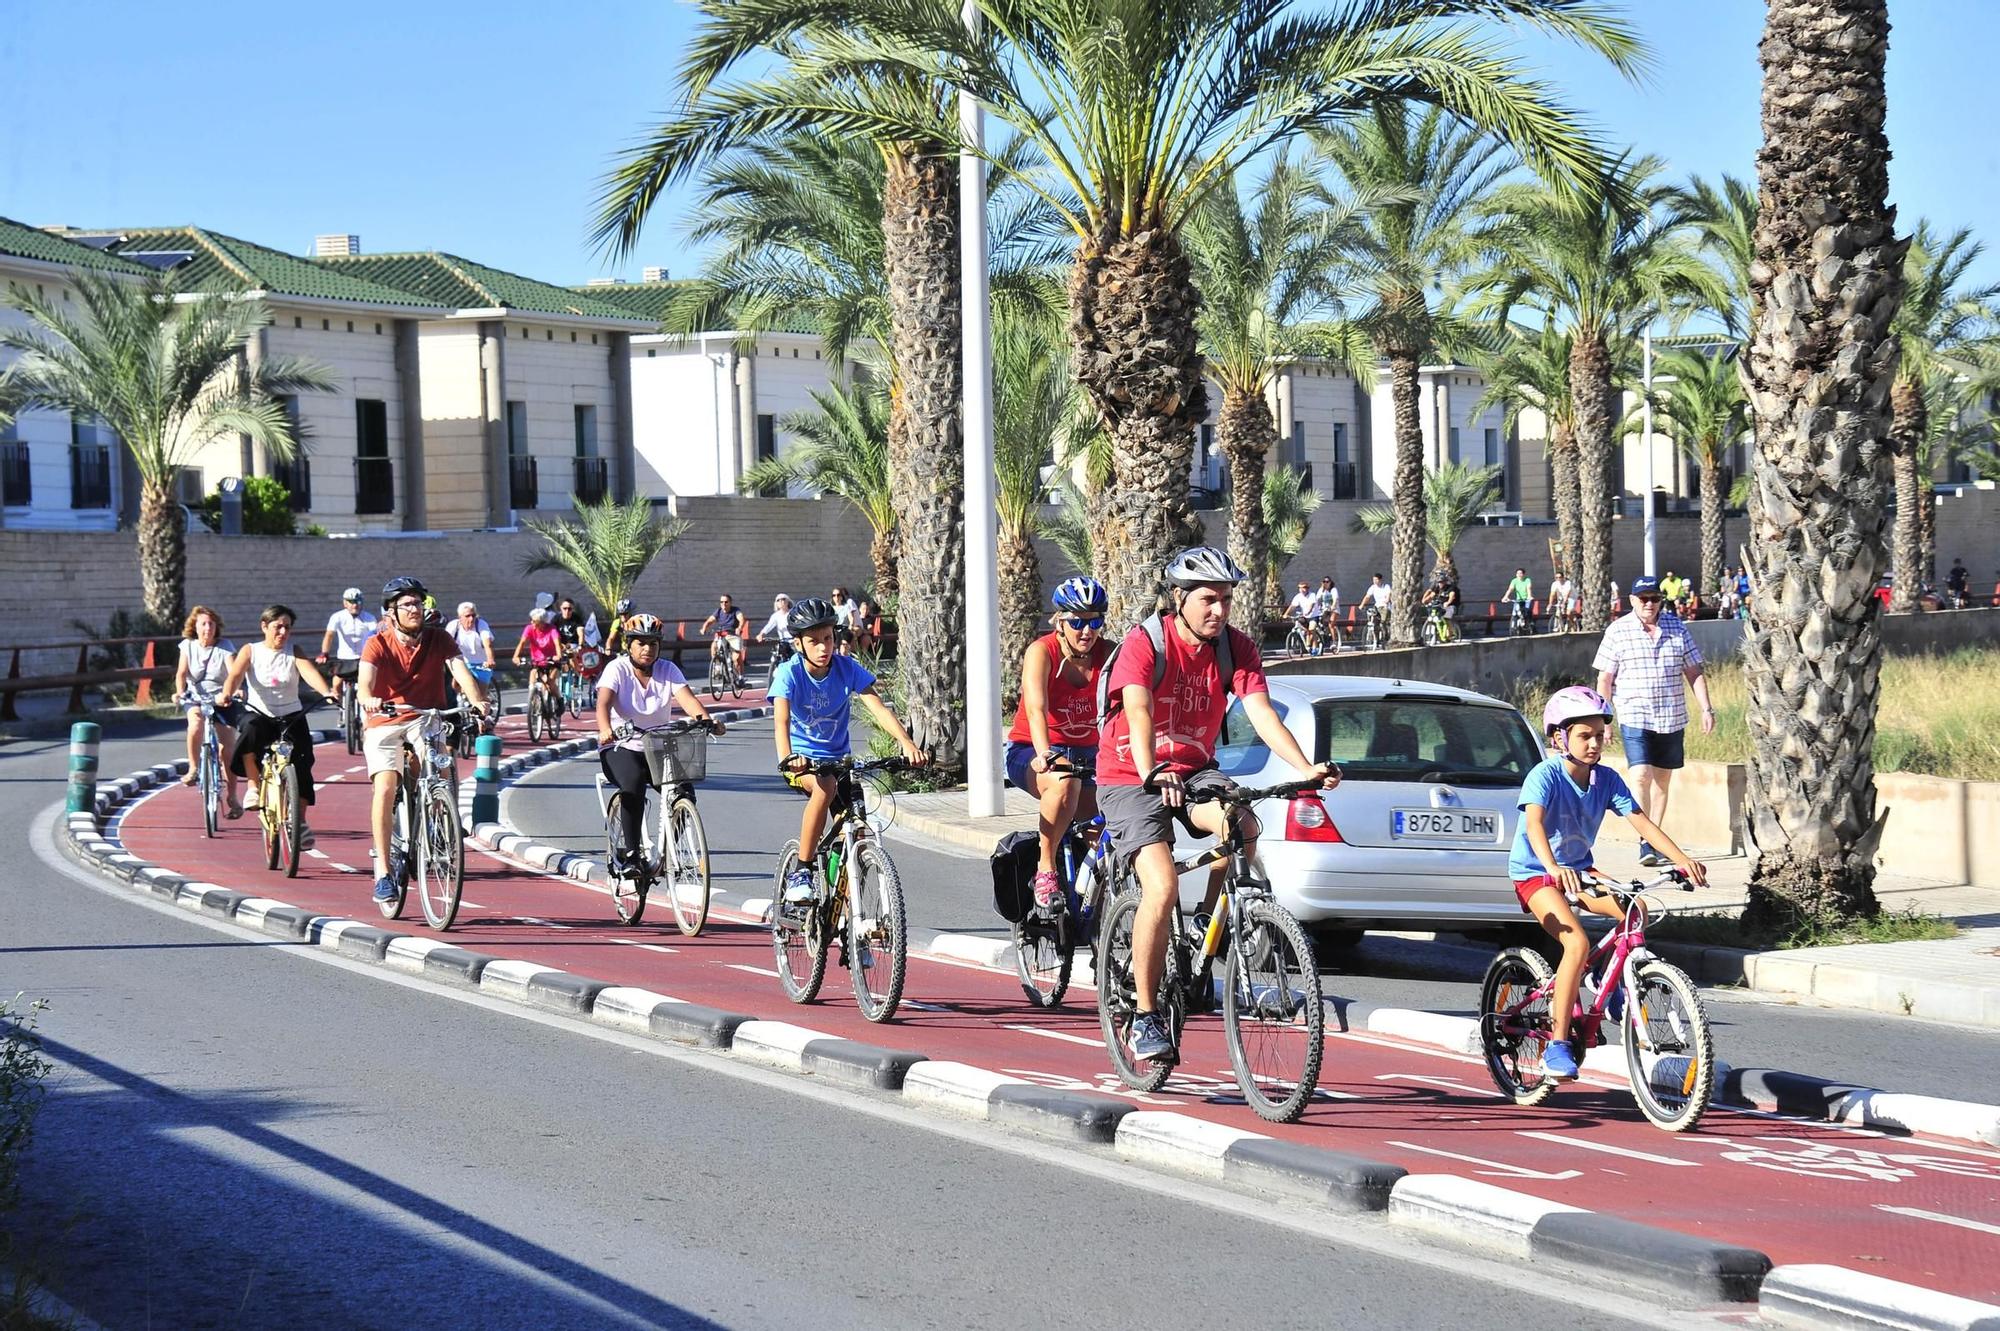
[1285,793,1343,843]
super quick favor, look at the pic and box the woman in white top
[756,594,795,667]
[221,604,334,837]
[173,605,243,809]
[594,613,725,871]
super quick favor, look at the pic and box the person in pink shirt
[512,607,563,702]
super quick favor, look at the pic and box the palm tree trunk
[1888,375,1923,612]
[883,147,966,772]
[1387,349,1426,646]
[1569,334,1616,633]
[1698,454,1725,599]
[997,523,1042,711]
[1069,226,1207,628]
[137,478,186,628]
[869,523,900,602]
[1550,423,1584,588]
[1918,478,1937,585]
[1218,386,1277,635]
[1740,0,1902,930]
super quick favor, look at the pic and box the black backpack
[989,830,1041,923]
[1094,611,1236,730]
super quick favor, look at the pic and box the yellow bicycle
[255,735,306,878]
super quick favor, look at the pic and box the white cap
[342,587,362,602]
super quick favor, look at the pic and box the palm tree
[1354,461,1502,589]
[1184,156,1371,633]
[521,494,693,616]
[0,272,333,625]
[1314,103,1514,644]
[1885,222,2000,609]
[1469,323,1583,588]
[1679,173,1757,338]
[993,315,1086,704]
[1476,154,1728,631]
[1650,346,1747,598]
[1261,464,1325,612]
[741,377,899,595]
[1739,0,1903,930]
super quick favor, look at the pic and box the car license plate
[1392,809,1497,840]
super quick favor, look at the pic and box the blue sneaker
[372,876,398,903]
[1541,1039,1580,1081]
[783,868,815,905]
[1605,981,1627,1025]
[1129,1011,1174,1063]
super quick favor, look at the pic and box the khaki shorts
[362,715,424,778]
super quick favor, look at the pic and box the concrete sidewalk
[886,786,2000,1030]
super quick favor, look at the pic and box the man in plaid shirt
[1593,574,1717,866]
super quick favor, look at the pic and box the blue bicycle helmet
[1052,576,1108,614]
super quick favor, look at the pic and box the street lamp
[1641,323,1657,578]
[961,0,1004,816]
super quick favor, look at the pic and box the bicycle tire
[344,688,362,755]
[1222,899,1325,1124]
[417,780,464,930]
[260,773,281,871]
[526,687,545,744]
[200,744,219,839]
[707,657,723,701]
[1622,960,1715,1132]
[378,788,411,920]
[547,687,564,738]
[847,839,906,1022]
[605,794,648,925]
[280,766,305,878]
[770,840,828,1003]
[1095,893,1176,1092]
[666,797,710,937]
[1477,947,1559,1106]
[1014,915,1072,1008]
[1284,625,1308,657]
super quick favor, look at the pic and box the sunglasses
[1636,596,1664,605]
[1062,616,1105,631]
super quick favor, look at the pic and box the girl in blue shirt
[1512,686,1706,1079]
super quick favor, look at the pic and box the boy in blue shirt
[1512,685,1707,1079]
[770,596,926,903]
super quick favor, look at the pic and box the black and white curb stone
[59,745,2000,1328]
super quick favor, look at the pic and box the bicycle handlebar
[377,703,477,721]
[1180,772,1338,806]
[1581,867,1693,898]
[779,755,913,777]
[613,717,720,742]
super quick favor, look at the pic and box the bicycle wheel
[280,767,305,878]
[416,780,464,930]
[260,774,281,871]
[847,839,907,1022]
[1014,914,1072,1008]
[547,687,564,738]
[1622,960,1715,1132]
[666,797,711,937]
[343,688,362,755]
[1285,624,1308,657]
[769,840,828,1003]
[1222,899,1325,1124]
[526,687,545,744]
[378,786,411,920]
[200,743,219,839]
[1095,893,1177,1093]
[707,657,723,701]
[1478,947,1559,1106]
[605,795,647,925]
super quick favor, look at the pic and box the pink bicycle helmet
[1543,685,1612,741]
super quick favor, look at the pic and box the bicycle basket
[642,728,708,785]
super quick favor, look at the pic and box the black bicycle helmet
[787,596,839,634]
[381,576,428,610]
[1164,545,1248,590]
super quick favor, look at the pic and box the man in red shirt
[358,576,490,906]
[1098,546,1338,1065]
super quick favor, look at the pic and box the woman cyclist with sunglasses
[1005,577,1113,912]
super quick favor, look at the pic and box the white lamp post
[1641,323,1657,578]
[961,0,1004,816]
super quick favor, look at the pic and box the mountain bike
[770,755,912,1022]
[1362,603,1386,651]
[253,731,305,878]
[1477,867,1715,1132]
[375,704,472,930]
[1508,598,1532,637]
[1009,758,1115,1008]
[1419,603,1457,646]
[708,636,744,700]
[597,717,718,933]
[1096,776,1328,1123]
[525,668,560,744]
[1282,618,1316,658]
[181,693,227,839]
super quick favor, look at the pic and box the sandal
[226,795,244,820]
[180,773,198,787]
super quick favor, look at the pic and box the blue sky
[5,1,1998,287]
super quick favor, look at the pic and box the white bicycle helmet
[1164,546,1248,590]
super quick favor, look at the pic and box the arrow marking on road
[1004,1024,1104,1048]
[1873,1205,2000,1237]
[1516,1130,1699,1168]
[1386,1140,1584,1181]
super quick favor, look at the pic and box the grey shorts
[1097,768,1240,855]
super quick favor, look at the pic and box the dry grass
[1514,646,2000,782]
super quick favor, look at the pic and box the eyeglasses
[393,599,423,612]
[1062,616,1105,631]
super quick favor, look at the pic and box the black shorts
[1096,768,1239,854]
[231,710,317,804]
[329,659,361,681]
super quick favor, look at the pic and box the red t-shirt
[1097,621,1267,786]
[1006,633,1109,747]
[361,627,461,727]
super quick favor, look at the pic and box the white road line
[1374,1072,1502,1098]
[305,849,329,860]
[320,773,345,783]
[1516,1130,1699,1168]
[901,999,951,1012]
[330,862,359,874]
[1873,1204,2000,1238]
[514,915,574,931]
[344,765,366,774]
[1005,1024,1104,1048]
[607,938,678,955]
[1385,1140,1583,1181]
[727,963,782,979]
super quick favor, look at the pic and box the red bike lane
[111,729,2000,1303]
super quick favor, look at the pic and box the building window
[752,413,781,497]
[546,330,554,341]
[294,316,302,328]
[354,399,393,514]
[375,323,382,335]
[346,321,354,333]
[1483,427,1500,466]
[269,396,311,511]
[69,415,116,509]
[322,319,330,331]
[507,401,528,456]
[0,418,28,507]
[574,404,598,458]
[1448,426,1461,463]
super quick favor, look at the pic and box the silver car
[1176,675,1545,940]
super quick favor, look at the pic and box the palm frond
[1353,460,1500,561]
[521,495,692,611]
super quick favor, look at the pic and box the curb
[60,750,2000,1326]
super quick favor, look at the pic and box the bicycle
[1361,603,1387,651]
[375,703,472,930]
[1096,776,1328,1123]
[450,667,497,760]
[1508,598,1532,637]
[1282,618,1315,658]
[561,649,603,719]
[708,636,744,700]
[770,755,911,1022]
[252,730,306,878]
[596,718,718,933]
[1009,758,1115,1008]
[339,671,363,755]
[761,638,795,690]
[181,693,227,839]
[524,667,560,744]
[1419,603,1457,646]
[1319,614,1343,655]
[1477,867,1715,1132]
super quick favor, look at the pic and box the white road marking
[1386,1140,1583,1181]
[1374,1072,1502,1098]
[344,765,366,774]
[320,773,344,783]
[1873,1204,2000,1238]
[330,862,359,874]
[901,999,951,1012]
[1005,1024,1104,1048]
[304,848,328,860]
[607,938,678,955]
[514,915,574,931]
[727,963,782,979]
[1516,1130,1699,1168]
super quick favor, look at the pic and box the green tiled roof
[73,227,451,309]
[320,253,651,322]
[563,281,685,324]
[0,217,153,274]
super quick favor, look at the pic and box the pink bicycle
[1477,868,1716,1132]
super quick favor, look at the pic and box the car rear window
[1312,697,1541,786]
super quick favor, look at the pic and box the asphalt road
[501,717,2000,1109]
[2,718,1690,1330]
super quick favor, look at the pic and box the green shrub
[0,996,51,1211]
[195,475,299,536]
